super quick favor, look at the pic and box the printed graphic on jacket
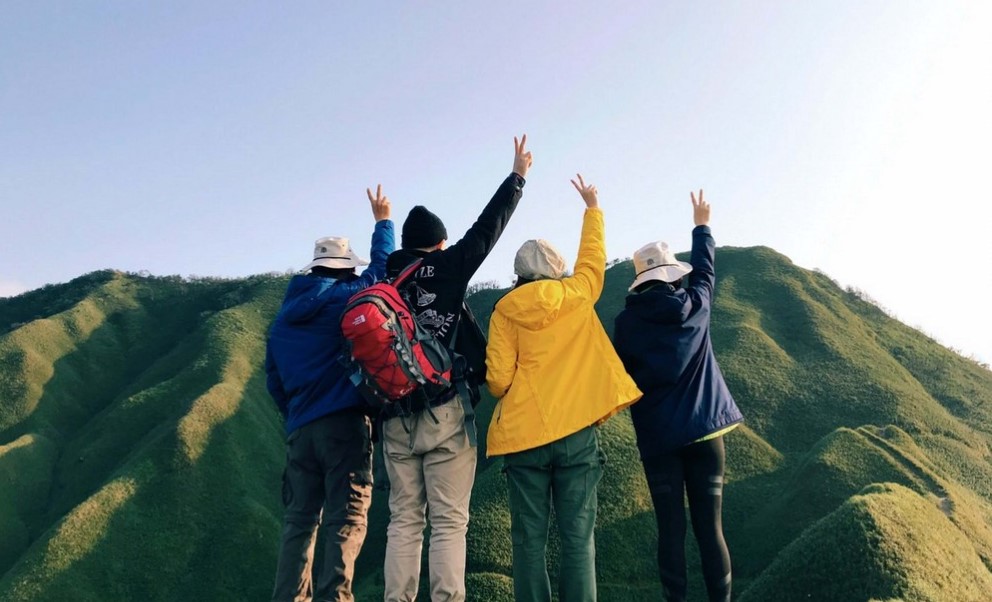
[398,263,455,339]
[410,282,437,307]
[416,309,456,337]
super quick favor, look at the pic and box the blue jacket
[613,225,743,458]
[265,220,394,434]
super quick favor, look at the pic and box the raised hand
[513,134,533,179]
[367,184,391,222]
[570,173,599,208]
[691,189,709,226]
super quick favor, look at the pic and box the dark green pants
[272,410,373,602]
[503,426,604,602]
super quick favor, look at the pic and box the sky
[1,1,990,364]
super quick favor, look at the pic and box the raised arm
[346,185,395,292]
[485,309,518,398]
[445,135,531,277]
[561,174,606,304]
[687,189,716,302]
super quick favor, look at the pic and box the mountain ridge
[1,247,990,601]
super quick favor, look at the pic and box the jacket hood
[279,275,339,324]
[624,285,692,324]
[386,248,430,275]
[495,280,567,329]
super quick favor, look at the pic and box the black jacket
[387,172,525,354]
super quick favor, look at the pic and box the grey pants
[272,410,374,602]
[503,425,604,602]
[382,396,478,602]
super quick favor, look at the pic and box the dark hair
[310,266,357,281]
[633,278,682,294]
[513,275,536,289]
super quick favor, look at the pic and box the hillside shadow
[726,423,973,584]
[0,278,224,442]
[0,277,287,598]
[0,296,214,577]
[0,360,286,600]
[0,271,118,337]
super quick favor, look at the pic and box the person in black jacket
[381,135,532,602]
[613,191,742,602]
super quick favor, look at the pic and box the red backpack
[340,259,453,411]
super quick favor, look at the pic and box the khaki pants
[272,410,373,602]
[382,396,477,602]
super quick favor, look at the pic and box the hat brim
[303,252,369,272]
[628,261,693,292]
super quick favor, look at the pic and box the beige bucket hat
[628,241,693,291]
[514,239,567,280]
[303,236,369,272]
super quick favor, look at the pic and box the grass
[738,483,992,602]
[0,273,287,600]
[0,245,990,600]
[0,433,58,571]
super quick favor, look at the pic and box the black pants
[272,410,373,602]
[642,436,732,602]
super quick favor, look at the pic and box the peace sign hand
[570,173,599,208]
[367,184,391,222]
[513,134,533,178]
[691,189,709,226]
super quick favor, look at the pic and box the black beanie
[401,205,448,249]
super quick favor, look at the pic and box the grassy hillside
[0,271,288,600]
[1,246,991,601]
[739,482,992,602]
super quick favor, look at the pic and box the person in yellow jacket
[485,174,642,602]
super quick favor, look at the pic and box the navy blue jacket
[265,220,394,434]
[613,225,743,458]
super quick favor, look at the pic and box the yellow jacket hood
[492,278,570,330]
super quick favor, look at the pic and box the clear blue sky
[2,1,990,364]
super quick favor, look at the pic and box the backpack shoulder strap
[393,258,424,288]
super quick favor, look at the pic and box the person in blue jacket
[613,190,742,602]
[265,186,393,602]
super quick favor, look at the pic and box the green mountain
[1,247,990,601]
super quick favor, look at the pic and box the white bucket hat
[303,236,369,272]
[514,239,566,280]
[629,241,693,291]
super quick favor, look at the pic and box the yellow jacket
[485,208,642,456]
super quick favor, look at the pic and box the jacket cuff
[692,225,712,235]
[509,172,526,187]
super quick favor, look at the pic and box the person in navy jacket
[613,190,742,602]
[265,187,393,602]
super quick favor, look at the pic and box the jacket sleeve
[485,309,518,398]
[687,225,715,306]
[343,219,395,294]
[560,208,606,308]
[445,173,525,281]
[265,345,289,417]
